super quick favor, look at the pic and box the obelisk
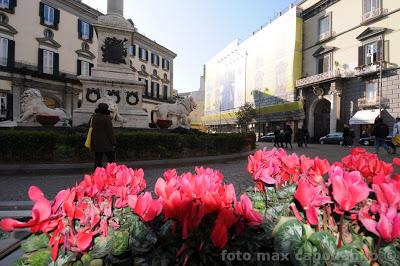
[73,0,149,128]
[108,0,124,16]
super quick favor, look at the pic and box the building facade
[202,6,304,134]
[296,0,400,140]
[0,0,176,124]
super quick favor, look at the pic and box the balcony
[296,69,341,88]
[362,8,383,23]
[354,61,386,76]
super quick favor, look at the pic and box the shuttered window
[0,38,8,66]
[43,50,54,74]
[39,3,60,29]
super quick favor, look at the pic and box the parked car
[319,132,343,145]
[359,136,393,146]
[258,132,275,142]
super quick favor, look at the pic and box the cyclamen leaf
[292,240,323,266]
[111,230,129,256]
[330,246,369,266]
[274,219,303,254]
[309,232,336,259]
[89,235,112,259]
[277,184,297,199]
[378,244,400,266]
[21,234,49,253]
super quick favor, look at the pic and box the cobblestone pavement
[0,143,398,202]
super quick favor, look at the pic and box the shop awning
[349,109,380,125]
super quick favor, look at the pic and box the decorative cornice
[134,32,177,59]
[75,49,96,60]
[356,27,387,41]
[36,37,61,49]
[0,18,17,36]
[302,0,340,21]
[313,46,336,57]
[42,0,102,22]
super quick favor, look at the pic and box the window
[162,58,170,70]
[151,53,160,66]
[366,82,378,102]
[317,53,331,74]
[151,82,159,98]
[0,92,7,119]
[0,37,8,66]
[81,61,90,76]
[139,78,148,96]
[363,0,382,21]
[163,85,168,100]
[81,21,90,40]
[364,0,380,13]
[0,0,9,9]
[139,47,148,61]
[319,15,331,41]
[43,50,54,74]
[365,42,378,64]
[44,5,54,26]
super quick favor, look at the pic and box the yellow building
[297,0,400,139]
[203,6,305,134]
[0,0,176,123]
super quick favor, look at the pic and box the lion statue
[152,96,197,128]
[96,94,127,124]
[19,89,71,124]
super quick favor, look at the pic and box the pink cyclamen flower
[329,166,370,213]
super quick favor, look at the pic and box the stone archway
[313,99,331,140]
[308,96,332,139]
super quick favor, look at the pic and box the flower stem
[338,213,344,248]
[323,206,328,231]
[371,238,382,265]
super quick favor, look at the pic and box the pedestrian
[284,124,293,149]
[91,103,116,169]
[391,117,400,154]
[302,127,309,148]
[274,126,281,148]
[295,129,302,147]
[372,117,390,154]
[343,124,351,147]
[361,130,368,138]
[279,129,285,148]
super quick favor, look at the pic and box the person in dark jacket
[343,124,351,147]
[273,126,281,148]
[91,103,116,169]
[372,117,389,154]
[284,125,293,149]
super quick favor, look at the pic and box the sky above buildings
[83,0,297,93]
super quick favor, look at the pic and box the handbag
[84,117,93,149]
[392,135,400,146]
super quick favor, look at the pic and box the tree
[235,103,257,132]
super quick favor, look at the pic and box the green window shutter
[77,59,81,76]
[89,63,94,76]
[39,2,44,24]
[53,53,59,76]
[89,24,93,40]
[7,40,15,68]
[38,48,43,73]
[78,19,82,38]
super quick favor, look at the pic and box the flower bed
[1,148,399,265]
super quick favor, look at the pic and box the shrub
[0,129,255,162]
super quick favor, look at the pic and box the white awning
[349,109,380,125]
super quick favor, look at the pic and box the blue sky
[83,0,296,92]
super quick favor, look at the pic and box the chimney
[107,0,124,17]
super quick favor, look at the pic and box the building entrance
[314,99,331,140]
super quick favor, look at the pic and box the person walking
[284,124,293,149]
[343,124,351,147]
[91,103,116,169]
[372,117,390,154]
[274,126,281,148]
[390,117,400,154]
[302,127,310,148]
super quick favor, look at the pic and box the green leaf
[21,234,49,253]
[88,259,104,266]
[0,229,10,240]
[331,246,370,266]
[309,232,337,259]
[48,251,76,266]
[272,216,297,236]
[81,254,93,266]
[274,219,303,254]
[276,184,297,199]
[292,240,323,266]
[27,250,52,266]
[378,244,400,266]
[89,235,112,259]
[111,230,129,256]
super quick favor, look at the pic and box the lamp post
[378,59,383,118]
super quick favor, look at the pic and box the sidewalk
[0,150,255,176]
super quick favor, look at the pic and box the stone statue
[19,89,71,124]
[96,94,127,124]
[152,96,197,128]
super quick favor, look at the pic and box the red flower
[329,167,370,213]
[131,192,162,222]
[294,178,331,225]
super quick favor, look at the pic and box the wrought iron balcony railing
[296,69,341,88]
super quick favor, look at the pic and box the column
[329,82,341,134]
[11,85,22,121]
[107,0,124,16]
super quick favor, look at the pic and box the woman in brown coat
[90,103,116,169]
